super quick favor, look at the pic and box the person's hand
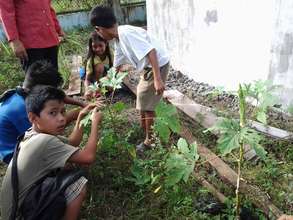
[9,39,28,61]
[58,29,66,43]
[79,98,105,118]
[278,215,293,220]
[154,77,165,95]
[91,107,102,124]
[84,90,94,101]
[79,103,96,118]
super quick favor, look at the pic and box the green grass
[0,42,24,94]
[52,0,104,14]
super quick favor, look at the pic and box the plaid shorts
[64,176,88,204]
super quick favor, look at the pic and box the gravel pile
[126,66,293,131]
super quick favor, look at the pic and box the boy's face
[30,100,66,135]
[95,26,114,41]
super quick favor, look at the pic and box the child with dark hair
[90,5,170,152]
[84,31,113,100]
[0,85,102,220]
[0,61,87,164]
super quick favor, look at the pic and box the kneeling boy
[0,85,102,220]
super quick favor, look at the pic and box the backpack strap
[0,87,26,103]
[10,134,25,220]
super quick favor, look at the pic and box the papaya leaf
[165,138,199,187]
[256,111,267,124]
[154,101,181,143]
[217,132,240,155]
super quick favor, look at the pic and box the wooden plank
[163,90,293,140]
[66,55,82,96]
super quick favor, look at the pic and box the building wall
[147,1,293,103]
[269,0,293,107]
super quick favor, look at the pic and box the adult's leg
[21,48,47,72]
[63,184,87,220]
[45,46,59,70]
[21,46,58,72]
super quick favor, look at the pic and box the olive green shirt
[0,129,78,220]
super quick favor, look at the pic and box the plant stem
[236,142,244,219]
[236,84,246,219]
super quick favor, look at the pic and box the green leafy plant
[154,101,181,143]
[204,86,225,101]
[207,84,267,219]
[165,138,199,187]
[100,67,128,103]
[243,80,280,124]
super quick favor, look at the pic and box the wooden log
[163,89,293,140]
[195,175,227,204]
[66,55,82,96]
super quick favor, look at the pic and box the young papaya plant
[207,83,268,219]
[81,67,128,127]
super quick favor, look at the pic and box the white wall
[269,0,293,107]
[147,0,274,90]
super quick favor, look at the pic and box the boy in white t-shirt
[90,6,170,152]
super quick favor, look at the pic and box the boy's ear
[28,112,39,124]
[95,26,101,32]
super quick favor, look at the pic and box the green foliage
[165,138,199,187]
[0,41,23,94]
[204,86,225,100]
[99,67,128,91]
[243,80,279,124]
[154,101,181,143]
[208,118,266,159]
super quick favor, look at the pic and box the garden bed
[1,27,292,219]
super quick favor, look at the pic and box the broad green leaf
[182,163,195,183]
[218,132,240,155]
[241,127,266,160]
[177,138,189,154]
[165,168,185,187]
[252,144,267,160]
[154,118,171,143]
[256,111,267,124]
[154,101,181,142]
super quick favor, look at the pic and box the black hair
[90,5,117,28]
[23,60,63,90]
[85,31,113,81]
[25,85,65,116]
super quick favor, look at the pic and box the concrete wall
[147,0,275,90]
[269,0,293,107]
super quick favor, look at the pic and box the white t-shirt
[113,25,169,72]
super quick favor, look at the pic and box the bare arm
[67,113,84,146]
[68,109,102,165]
[65,108,80,125]
[64,95,86,108]
[147,49,164,95]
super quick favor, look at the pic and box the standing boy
[0,85,102,220]
[90,6,169,152]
